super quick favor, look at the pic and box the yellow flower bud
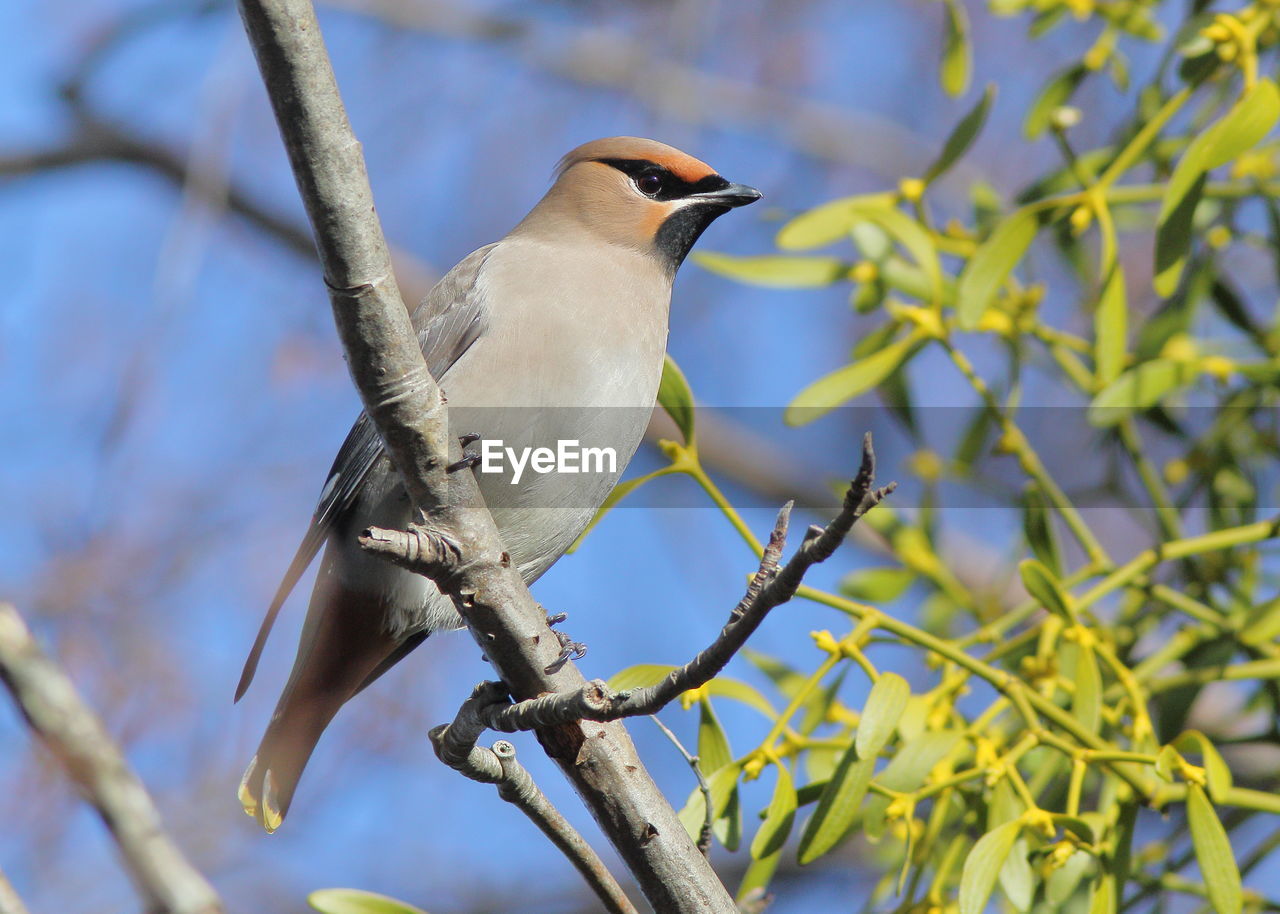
[811,629,841,655]
[1202,23,1231,43]
[852,260,879,284]
[1069,205,1093,235]
[977,309,1013,335]
[898,177,926,202]
[1022,807,1056,838]
[1200,355,1236,380]
[907,449,945,483]
[1164,458,1189,486]
[1205,224,1233,249]
[1160,333,1199,363]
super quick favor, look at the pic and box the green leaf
[999,836,1036,912]
[698,697,733,775]
[737,849,782,904]
[1052,814,1097,845]
[799,668,847,736]
[1088,875,1117,914]
[658,354,696,446]
[1022,484,1062,577]
[857,672,911,759]
[1172,731,1234,802]
[679,764,742,849]
[1024,66,1086,139]
[608,669,777,717]
[940,0,972,97]
[693,252,849,288]
[863,730,963,842]
[857,207,944,305]
[1018,558,1075,621]
[1154,173,1206,298]
[839,566,916,602]
[1087,358,1199,426]
[1074,640,1103,735]
[797,743,875,864]
[785,331,924,426]
[1154,744,1180,782]
[1046,850,1095,905]
[851,220,893,260]
[1187,782,1243,914]
[751,763,798,859]
[926,84,996,183]
[960,820,1023,914]
[956,207,1039,329]
[308,889,430,914]
[1155,79,1280,295]
[777,192,897,250]
[1095,261,1128,385]
[569,466,676,552]
[714,780,743,851]
[706,678,779,719]
[607,663,674,692]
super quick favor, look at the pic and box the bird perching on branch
[235,137,761,832]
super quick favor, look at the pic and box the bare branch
[430,684,638,914]
[0,604,222,914]
[234,0,739,909]
[648,715,712,857]
[445,435,894,733]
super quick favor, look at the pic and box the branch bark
[234,0,739,909]
[430,682,638,914]
[0,604,222,914]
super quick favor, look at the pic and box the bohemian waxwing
[236,136,761,831]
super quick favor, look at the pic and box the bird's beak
[692,182,763,208]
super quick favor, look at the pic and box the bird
[235,136,760,832]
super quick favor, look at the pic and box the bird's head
[529,136,761,273]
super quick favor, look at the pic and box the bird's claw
[447,433,483,473]
[544,630,587,674]
[545,611,568,627]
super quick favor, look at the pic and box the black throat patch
[596,157,734,271]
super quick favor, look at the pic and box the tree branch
[391,435,894,734]
[0,605,222,914]
[430,683,638,914]
[234,0,739,909]
[376,434,894,732]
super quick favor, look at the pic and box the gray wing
[235,243,496,701]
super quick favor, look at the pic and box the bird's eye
[636,173,663,196]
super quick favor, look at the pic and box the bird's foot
[545,611,568,627]
[544,629,587,674]
[447,433,483,473]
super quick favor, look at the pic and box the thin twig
[458,434,894,733]
[649,715,713,857]
[430,684,639,914]
[0,604,222,914]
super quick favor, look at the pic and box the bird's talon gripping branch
[545,631,588,674]
[447,453,482,474]
[545,611,568,627]
[446,433,483,473]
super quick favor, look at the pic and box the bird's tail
[239,578,404,832]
